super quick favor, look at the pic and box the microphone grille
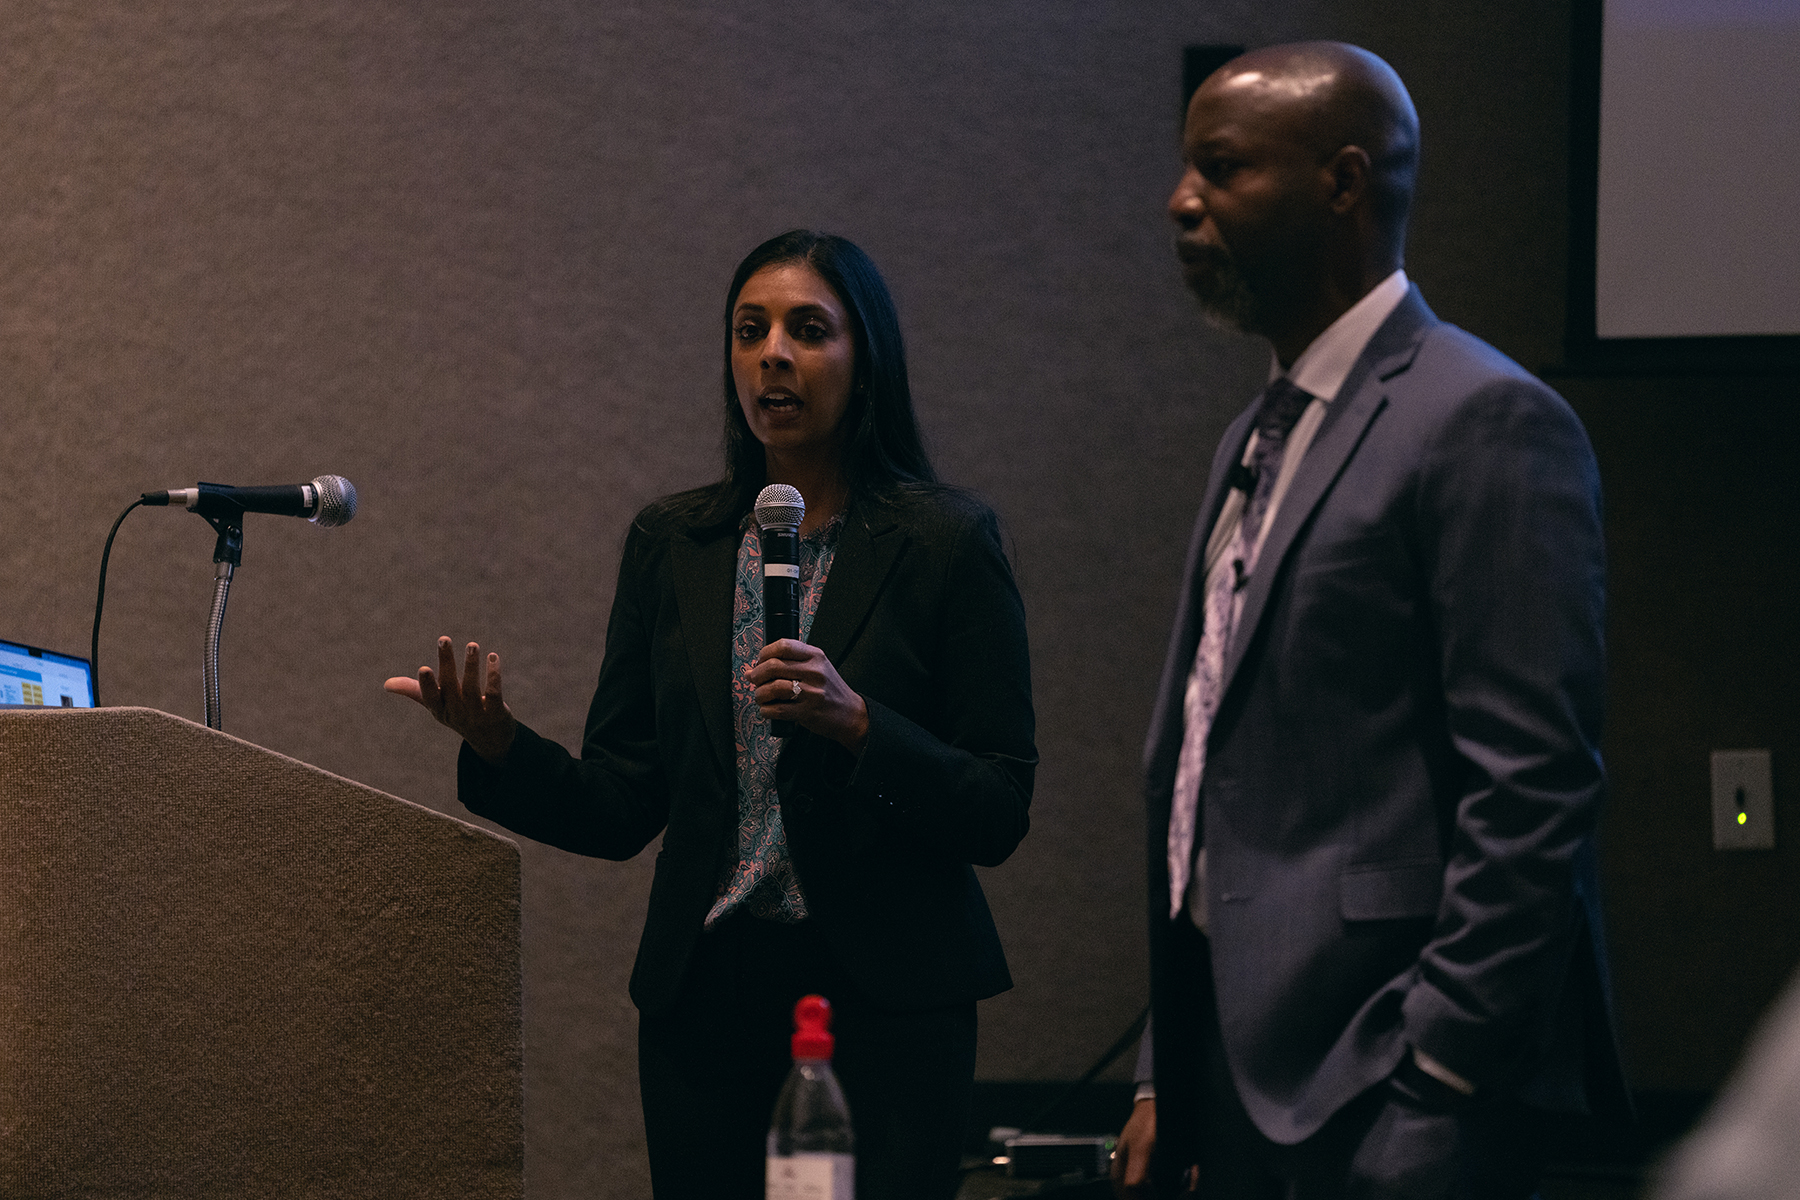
[754,484,805,531]
[310,475,358,527]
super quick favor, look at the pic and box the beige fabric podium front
[0,707,523,1199]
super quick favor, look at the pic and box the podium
[0,707,523,1198]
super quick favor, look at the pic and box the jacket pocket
[1339,859,1442,921]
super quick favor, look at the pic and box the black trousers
[1165,915,1552,1200]
[638,913,976,1200]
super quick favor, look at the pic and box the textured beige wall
[0,2,1582,1195]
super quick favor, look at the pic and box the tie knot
[1254,377,1312,441]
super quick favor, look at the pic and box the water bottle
[766,994,854,1200]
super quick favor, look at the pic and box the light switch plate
[1712,749,1775,850]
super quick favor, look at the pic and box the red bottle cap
[791,994,835,1059]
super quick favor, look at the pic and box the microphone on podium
[756,484,804,738]
[142,475,359,527]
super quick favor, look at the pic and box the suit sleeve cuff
[1412,1046,1476,1096]
[1388,1046,1477,1114]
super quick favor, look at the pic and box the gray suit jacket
[1146,288,1622,1154]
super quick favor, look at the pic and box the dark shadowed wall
[1562,379,1800,1095]
[5,1,1791,1195]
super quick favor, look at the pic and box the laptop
[0,638,96,708]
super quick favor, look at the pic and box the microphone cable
[1020,1003,1151,1134]
[89,497,147,707]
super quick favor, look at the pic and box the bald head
[1169,43,1420,359]
[1205,42,1420,244]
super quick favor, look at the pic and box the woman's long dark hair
[652,230,937,533]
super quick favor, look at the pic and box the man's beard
[1178,238,1263,334]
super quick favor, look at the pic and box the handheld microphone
[143,475,359,527]
[755,484,804,737]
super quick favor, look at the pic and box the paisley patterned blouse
[704,512,843,926]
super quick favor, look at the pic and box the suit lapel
[808,503,905,666]
[670,527,740,781]
[1195,402,1262,564]
[1217,288,1437,697]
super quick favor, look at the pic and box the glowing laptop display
[0,638,96,708]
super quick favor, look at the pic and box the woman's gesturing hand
[747,638,869,753]
[384,636,519,764]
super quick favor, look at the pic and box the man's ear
[1325,145,1372,215]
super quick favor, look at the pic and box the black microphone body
[143,475,358,527]
[194,482,314,520]
[755,484,805,738]
[763,525,801,644]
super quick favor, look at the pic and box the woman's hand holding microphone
[746,638,869,754]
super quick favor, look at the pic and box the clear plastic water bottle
[766,994,854,1200]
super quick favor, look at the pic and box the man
[1112,42,1621,1197]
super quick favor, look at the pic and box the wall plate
[1712,749,1775,851]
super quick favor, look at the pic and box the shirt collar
[1269,268,1409,402]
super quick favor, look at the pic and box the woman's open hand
[747,638,869,753]
[384,636,518,764]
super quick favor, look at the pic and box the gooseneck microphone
[755,484,805,737]
[137,473,356,730]
[142,474,359,527]
[101,473,357,731]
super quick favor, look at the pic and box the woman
[386,230,1035,1199]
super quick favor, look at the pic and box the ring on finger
[789,679,802,700]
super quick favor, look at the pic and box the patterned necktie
[1167,377,1313,918]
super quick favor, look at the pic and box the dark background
[3,2,1794,1194]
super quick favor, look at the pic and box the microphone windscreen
[754,484,804,531]
[310,475,358,527]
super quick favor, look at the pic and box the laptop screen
[0,638,96,708]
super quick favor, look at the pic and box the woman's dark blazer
[458,485,1036,1015]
